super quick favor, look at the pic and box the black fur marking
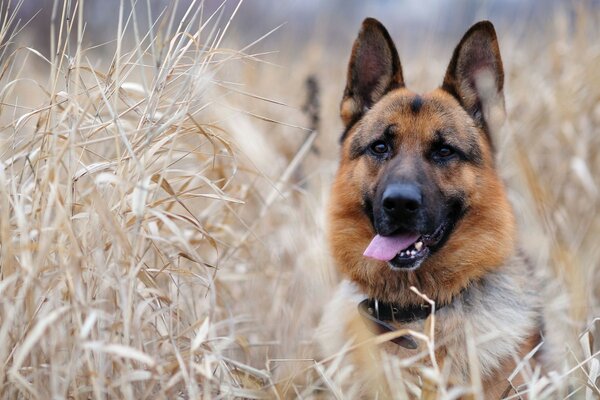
[348,125,396,160]
[427,198,468,255]
[410,95,424,113]
[362,194,375,228]
[349,137,364,160]
[383,124,396,141]
[432,130,483,166]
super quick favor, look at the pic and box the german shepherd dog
[320,19,564,397]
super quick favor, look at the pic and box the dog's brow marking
[410,95,424,113]
[434,129,483,165]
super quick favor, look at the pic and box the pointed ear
[340,18,404,131]
[442,21,505,138]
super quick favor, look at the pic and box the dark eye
[369,140,389,155]
[432,146,456,161]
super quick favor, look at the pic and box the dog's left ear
[442,21,505,137]
[341,18,404,131]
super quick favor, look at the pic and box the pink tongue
[363,233,420,262]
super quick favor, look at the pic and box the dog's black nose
[382,183,422,217]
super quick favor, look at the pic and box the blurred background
[1,0,599,397]
[12,0,600,159]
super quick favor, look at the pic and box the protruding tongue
[363,233,420,262]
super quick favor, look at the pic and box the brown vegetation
[0,1,598,398]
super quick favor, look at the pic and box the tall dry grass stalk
[0,0,289,397]
[0,0,598,398]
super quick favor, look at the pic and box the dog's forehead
[362,89,469,134]
[347,88,486,154]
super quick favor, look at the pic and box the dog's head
[329,19,516,305]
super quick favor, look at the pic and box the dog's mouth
[363,223,449,270]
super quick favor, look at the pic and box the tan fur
[319,257,544,398]
[320,19,562,398]
[330,89,516,308]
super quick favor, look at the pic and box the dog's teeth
[411,250,417,256]
[399,251,405,257]
[415,241,423,251]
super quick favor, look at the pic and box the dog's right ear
[442,21,505,139]
[340,18,404,134]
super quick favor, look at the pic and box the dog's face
[329,19,516,305]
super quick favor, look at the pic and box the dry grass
[0,0,598,398]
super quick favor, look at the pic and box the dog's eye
[369,140,389,155]
[431,146,456,161]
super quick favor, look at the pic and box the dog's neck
[354,265,477,309]
[357,296,451,349]
[352,250,539,351]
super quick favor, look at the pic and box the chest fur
[318,260,542,385]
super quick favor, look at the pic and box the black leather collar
[357,298,446,349]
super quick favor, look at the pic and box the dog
[319,19,567,398]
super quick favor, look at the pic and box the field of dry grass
[0,0,599,398]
